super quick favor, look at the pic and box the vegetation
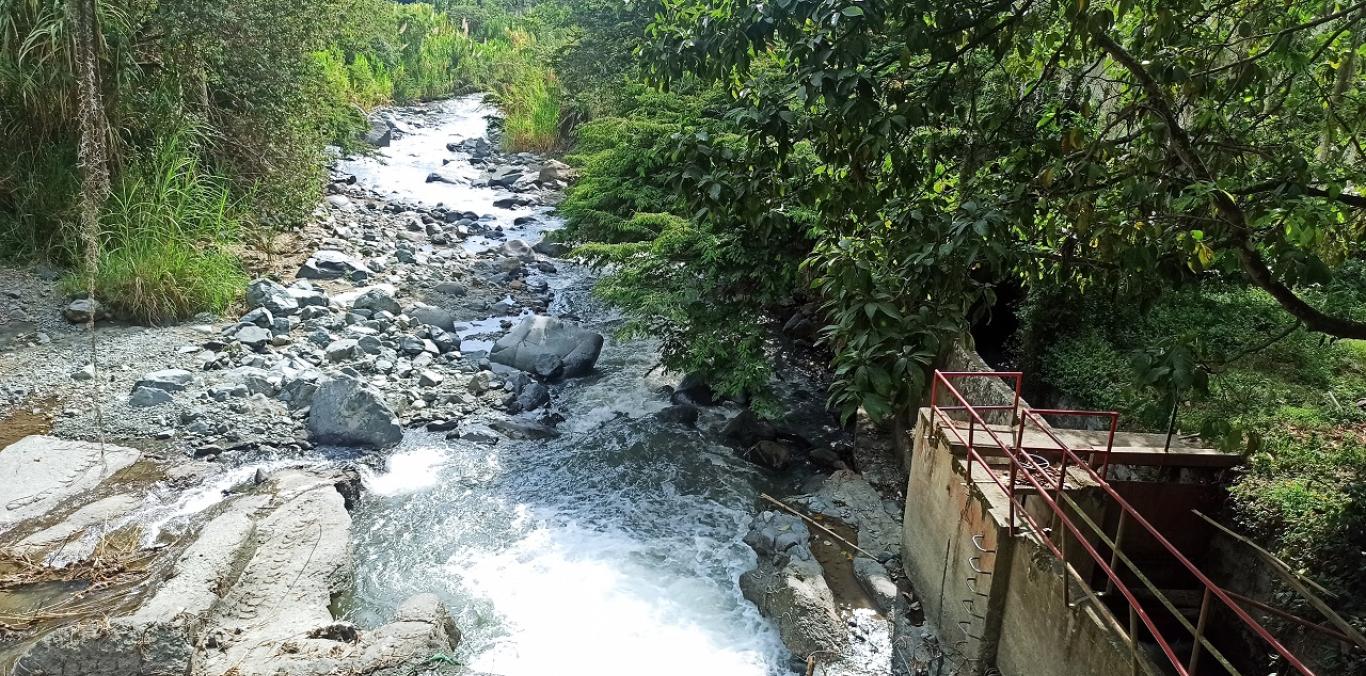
[0,0,566,322]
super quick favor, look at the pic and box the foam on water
[338,96,796,675]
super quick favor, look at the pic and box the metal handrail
[927,369,1314,676]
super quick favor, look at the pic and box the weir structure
[900,369,1319,676]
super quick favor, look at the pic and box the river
[334,96,797,675]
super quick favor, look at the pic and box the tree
[637,0,1366,419]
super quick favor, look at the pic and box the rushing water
[336,96,796,675]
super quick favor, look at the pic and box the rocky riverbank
[0,96,928,676]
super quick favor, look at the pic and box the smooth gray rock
[62,298,102,323]
[409,303,457,331]
[798,470,902,562]
[364,117,392,147]
[853,557,899,614]
[306,377,402,448]
[12,494,143,556]
[532,239,570,257]
[299,250,365,280]
[245,278,299,316]
[488,315,603,379]
[234,325,272,351]
[135,368,194,393]
[129,386,174,407]
[0,436,140,532]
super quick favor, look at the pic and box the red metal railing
[927,370,1312,676]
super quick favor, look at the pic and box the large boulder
[488,315,604,379]
[306,376,402,448]
[353,287,401,315]
[246,278,299,316]
[364,117,393,147]
[739,511,846,658]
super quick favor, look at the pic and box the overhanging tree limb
[1090,29,1366,341]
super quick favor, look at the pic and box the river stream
[335,96,796,675]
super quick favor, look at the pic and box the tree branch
[1090,29,1366,341]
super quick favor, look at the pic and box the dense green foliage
[544,0,1366,627]
[0,0,562,322]
[1019,280,1366,606]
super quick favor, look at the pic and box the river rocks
[11,493,143,557]
[655,403,700,427]
[62,297,102,323]
[740,510,846,658]
[129,385,174,407]
[537,159,573,184]
[532,239,570,257]
[722,408,778,448]
[353,287,401,315]
[488,315,603,379]
[508,380,550,412]
[298,249,366,280]
[409,303,457,331]
[233,324,272,351]
[245,278,299,316]
[672,372,717,406]
[325,338,359,362]
[747,439,795,471]
[135,368,194,393]
[797,470,902,562]
[0,436,140,531]
[364,117,393,147]
[853,557,899,614]
[501,238,532,258]
[306,376,402,448]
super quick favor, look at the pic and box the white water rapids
[334,96,796,675]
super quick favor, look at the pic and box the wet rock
[488,418,558,440]
[798,470,902,562]
[306,376,402,449]
[532,239,570,257]
[510,381,550,412]
[501,239,532,258]
[488,315,604,379]
[781,310,819,341]
[453,424,499,445]
[12,494,143,556]
[722,408,778,448]
[129,385,174,407]
[135,368,194,393]
[0,436,140,531]
[655,403,700,427]
[739,511,846,658]
[747,439,794,471]
[672,372,717,406]
[246,278,299,316]
[852,557,899,614]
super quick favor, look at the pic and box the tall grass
[64,131,247,324]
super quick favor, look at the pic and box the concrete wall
[901,408,1164,676]
[995,533,1163,676]
[901,408,1015,669]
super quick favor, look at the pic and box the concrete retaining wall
[901,408,1164,676]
